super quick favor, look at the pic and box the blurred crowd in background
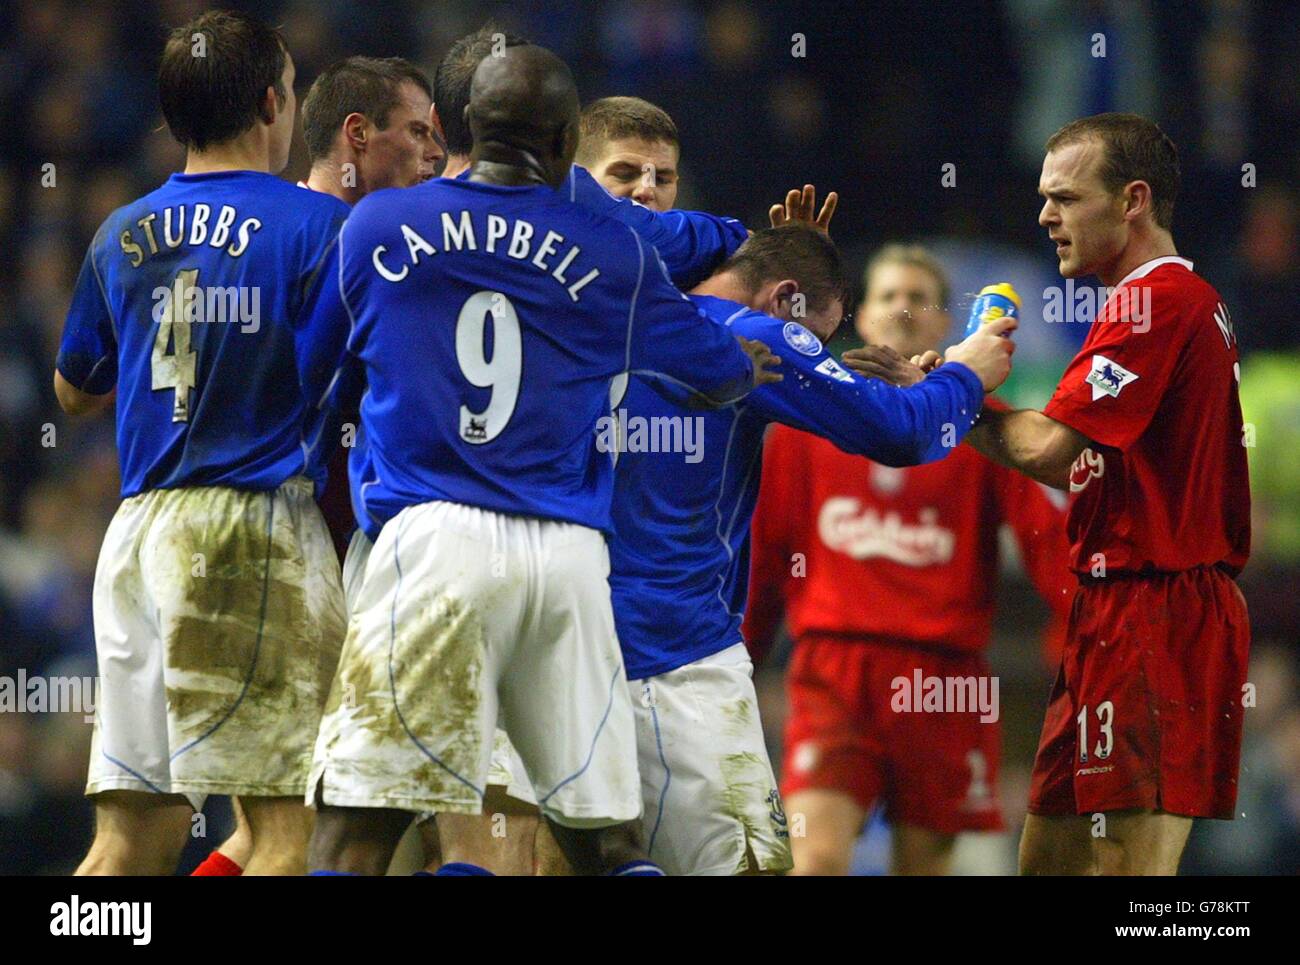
[0,0,1296,874]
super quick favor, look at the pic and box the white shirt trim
[1114,255,1193,289]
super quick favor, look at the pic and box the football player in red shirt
[958,113,1250,875]
[745,244,1073,874]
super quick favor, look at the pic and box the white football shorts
[631,643,793,875]
[347,528,539,814]
[86,476,346,810]
[309,500,640,826]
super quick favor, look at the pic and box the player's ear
[769,279,800,319]
[557,119,578,166]
[430,103,446,147]
[258,85,277,126]
[343,112,368,151]
[1124,179,1153,223]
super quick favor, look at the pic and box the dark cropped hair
[302,56,432,162]
[158,9,288,151]
[722,224,846,315]
[1046,112,1181,230]
[434,23,529,156]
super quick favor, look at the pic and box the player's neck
[468,141,556,188]
[1098,230,1178,288]
[305,158,364,206]
[690,270,755,308]
[184,135,275,176]
[442,155,471,179]
[469,160,548,187]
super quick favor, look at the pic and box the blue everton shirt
[609,294,986,679]
[457,163,749,288]
[343,164,750,538]
[337,177,757,538]
[559,164,747,288]
[56,170,350,497]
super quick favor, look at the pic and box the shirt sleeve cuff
[1044,395,1115,449]
[56,353,116,395]
[934,361,985,414]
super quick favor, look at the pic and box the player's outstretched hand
[738,336,783,387]
[841,344,926,386]
[943,316,1017,391]
[768,184,838,234]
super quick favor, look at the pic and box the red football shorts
[782,636,1003,834]
[1028,565,1250,819]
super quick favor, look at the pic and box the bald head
[466,44,580,188]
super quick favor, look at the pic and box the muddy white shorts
[487,728,537,806]
[341,527,372,617]
[346,530,540,814]
[631,643,792,875]
[86,477,347,810]
[308,500,640,826]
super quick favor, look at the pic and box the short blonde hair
[864,244,950,309]
[576,96,678,166]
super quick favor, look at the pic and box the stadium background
[0,0,1296,874]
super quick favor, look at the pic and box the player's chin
[1056,253,1084,278]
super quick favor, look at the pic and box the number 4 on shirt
[152,267,198,423]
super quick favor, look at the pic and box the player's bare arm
[53,371,114,417]
[965,408,1091,491]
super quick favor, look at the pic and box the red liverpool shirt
[744,417,1074,657]
[1043,257,1251,576]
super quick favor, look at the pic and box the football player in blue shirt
[464,96,840,876]
[192,54,445,879]
[607,223,1017,875]
[305,43,780,876]
[55,10,351,876]
[326,27,795,876]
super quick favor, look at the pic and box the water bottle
[964,283,1020,337]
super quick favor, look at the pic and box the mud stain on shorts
[719,694,754,737]
[151,484,329,786]
[393,594,485,788]
[719,743,791,873]
[325,590,487,803]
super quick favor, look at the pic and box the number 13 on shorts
[1076,700,1114,763]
